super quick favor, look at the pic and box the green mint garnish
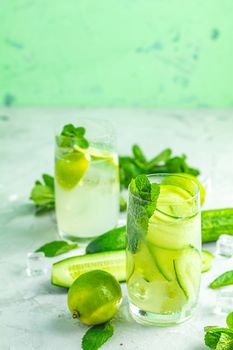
[35,240,78,257]
[60,123,89,149]
[204,313,233,349]
[120,144,200,190]
[127,174,160,253]
[209,270,233,289]
[82,321,114,350]
[30,174,55,215]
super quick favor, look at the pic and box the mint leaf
[216,333,233,350]
[30,173,55,215]
[132,144,147,163]
[60,123,89,149]
[35,241,78,257]
[82,322,114,350]
[127,175,160,253]
[209,271,233,289]
[204,327,233,349]
[42,174,54,190]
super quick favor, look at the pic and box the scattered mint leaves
[204,314,233,349]
[127,175,160,253]
[209,270,233,289]
[35,240,78,257]
[120,145,200,190]
[60,123,89,149]
[82,321,114,350]
[30,174,55,215]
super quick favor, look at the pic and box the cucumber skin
[52,250,126,288]
[86,226,126,254]
[202,208,233,243]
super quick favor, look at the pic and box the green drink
[55,120,119,243]
[126,174,201,325]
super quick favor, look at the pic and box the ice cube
[26,252,47,276]
[216,234,233,258]
[215,287,233,315]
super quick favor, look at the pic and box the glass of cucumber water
[55,119,120,243]
[126,173,201,325]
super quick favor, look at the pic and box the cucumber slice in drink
[52,250,126,287]
[173,246,201,299]
[157,184,196,218]
[128,241,166,283]
[148,209,200,250]
[201,250,214,273]
[147,244,182,281]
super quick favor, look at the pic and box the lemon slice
[74,144,117,163]
[55,151,90,190]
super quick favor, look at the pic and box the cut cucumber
[173,246,201,299]
[201,250,214,273]
[147,244,182,281]
[148,209,201,250]
[127,241,166,284]
[86,226,126,254]
[157,184,196,218]
[52,250,126,287]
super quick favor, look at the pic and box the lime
[74,145,117,166]
[55,151,89,190]
[67,270,122,325]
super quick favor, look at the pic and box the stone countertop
[0,108,233,350]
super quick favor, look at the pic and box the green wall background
[1,0,233,107]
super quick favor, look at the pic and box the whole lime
[67,270,122,325]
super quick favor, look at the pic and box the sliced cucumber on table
[52,250,126,288]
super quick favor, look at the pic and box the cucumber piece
[128,241,166,283]
[201,250,214,273]
[52,250,126,287]
[86,226,126,254]
[148,209,200,250]
[147,244,182,281]
[173,246,201,299]
[202,208,233,243]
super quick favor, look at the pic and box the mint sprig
[120,144,200,190]
[204,313,233,349]
[60,124,89,149]
[127,175,160,253]
[82,321,114,350]
[35,240,78,257]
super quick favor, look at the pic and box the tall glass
[55,119,119,243]
[126,174,201,325]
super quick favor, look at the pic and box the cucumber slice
[148,209,201,250]
[201,250,214,273]
[128,241,166,284]
[173,246,201,299]
[52,250,126,287]
[147,244,181,281]
[157,184,196,218]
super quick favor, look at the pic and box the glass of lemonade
[55,119,119,243]
[126,173,201,325]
